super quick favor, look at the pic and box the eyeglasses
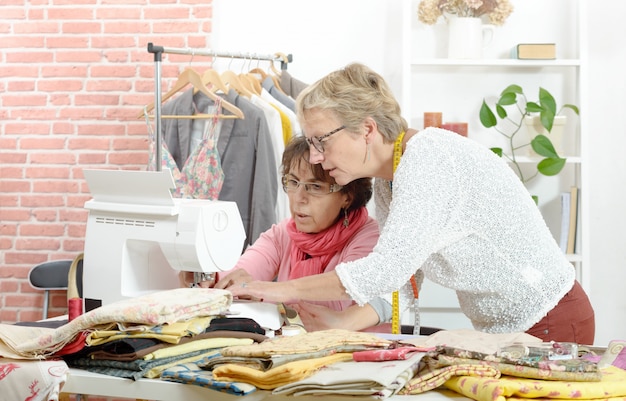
[281,175,343,196]
[305,125,345,153]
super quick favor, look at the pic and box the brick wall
[0,0,215,324]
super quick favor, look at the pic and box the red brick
[33,210,59,222]
[19,224,65,237]
[13,22,60,34]
[0,167,23,179]
[4,123,51,135]
[2,94,48,107]
[38,79,85,92]
[15,238,61,251]
[20,137,66,150]
[32,180,80,193]
[29,153,77,164]
[24,168,71,179]
[21,195,66,207]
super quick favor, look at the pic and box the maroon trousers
[526,281,595,345]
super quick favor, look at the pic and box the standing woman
[230,63,595,344]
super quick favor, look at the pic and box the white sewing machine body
[82,169,246,312]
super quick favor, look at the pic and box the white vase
[524,115,567,156]
[447,17,495,59]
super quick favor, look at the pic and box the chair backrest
[28,258,84,319]
[28,258,83,295]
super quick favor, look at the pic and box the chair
[28,257,83,320]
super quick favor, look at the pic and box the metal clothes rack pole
[146,42,293,171]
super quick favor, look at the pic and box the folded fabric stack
[0,288,234,360]
[161,329,417,396]
[62,316,267,380]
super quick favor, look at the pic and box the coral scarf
[287,207,368,280]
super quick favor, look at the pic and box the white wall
[213,0,626,346]
[586,1,626,346]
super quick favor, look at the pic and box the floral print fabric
[444,365,626,401]
[0,288,231,359]
[146,100,224,200]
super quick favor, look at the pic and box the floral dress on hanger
[145,98,225,200]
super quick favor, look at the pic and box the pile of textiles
[161,329,626,401]
[0,288,235,360]
[161,328,436,397]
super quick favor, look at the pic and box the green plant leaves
[532,134,566,176]
[531,134,558,157]
[537,157,566,176]
[479,85,577,184]
[479,100,497,127]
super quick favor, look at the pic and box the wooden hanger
[140,68,244,119]
[239,73,262,96]
[200,68,228,94]
[248,67,268,80]
[221,70,254,98]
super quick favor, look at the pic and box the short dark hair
[281,135,372,213]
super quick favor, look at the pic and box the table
[62,368,469,401]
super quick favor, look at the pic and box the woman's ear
[343,192,354,210]
[362,117,378,141]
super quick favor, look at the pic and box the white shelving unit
[398,0,588,329]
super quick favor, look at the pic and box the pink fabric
[229,215,380,312]
[287,207,369,280]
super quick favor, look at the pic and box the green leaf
[563,104,580,115]
[500,84,523,96]
[479,100,497,127]
[498,92,517,106]
[526,102,542,113]
[495,104,508,119]
[539,88,557,116]
[537,157,566,176]
[531,134,558,158]
[531,195,539,205]
[540,109,556,132]
[490,147,503,157]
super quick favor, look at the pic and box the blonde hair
[296,63,407,143]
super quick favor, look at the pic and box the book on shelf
[566,186,579,254]
[559,191,571,253]
[512,43,556,60]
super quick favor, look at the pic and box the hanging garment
[279,69,309,99]
[175,99,224,200]
[161,88,278,248]
[262,76,295,112]
[146,100,224,200]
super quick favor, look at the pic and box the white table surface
[63,368,469,401]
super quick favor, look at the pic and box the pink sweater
[229,217,380,311]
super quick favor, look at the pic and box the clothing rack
[146,42,293,171]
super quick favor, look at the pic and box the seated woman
[181,135,388,331]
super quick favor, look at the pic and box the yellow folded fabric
[212,352,353,390]
[444,366,626,401]
[87,316,214,346]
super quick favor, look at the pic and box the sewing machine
[81,168,247,312]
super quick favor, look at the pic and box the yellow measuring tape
[390,131,405,335]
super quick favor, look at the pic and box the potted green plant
[479,84,579,184]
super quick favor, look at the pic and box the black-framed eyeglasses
[281,175,343,196]
[305,125,345,153]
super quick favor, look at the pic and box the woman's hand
[213,269,254,290]
[227,280,295,303]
